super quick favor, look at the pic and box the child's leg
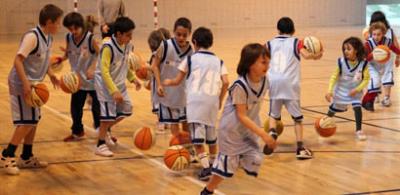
[268,99,283,138]
[70,90,87,135]
[89,91,101,129]
[353,105,367,141]
[17,126,47,168]
[363,67,381,110]
[3,125,34,157]
[202,175,224,194]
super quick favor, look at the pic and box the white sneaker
[17,156,48,169]
[1,156,19,175]
[105,131,116,147]
[95,144,114,157]
[381,97,391,107]
[356,130,367,141]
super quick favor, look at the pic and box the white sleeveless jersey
[218,76,268,155]
[66,31,97,90]
[94,35,132,101]
[9,26,52,95]
[267,35,301,100]
[154,38,193,108]
[185,51,224,126]
[334,57,368,104]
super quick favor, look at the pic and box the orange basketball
[169,131,191,146]
[25,83,49,108]
[314,116,336,137]
[372,45,391,64]
[135,66,152,81]
[60,72,81,94]
[133,127,156,150]
[164,145,190,171]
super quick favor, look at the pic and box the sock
[21,144,33,160]
[2,144,17,158]
[353,107,362,131]
[327,110,335,117]
[269,128,278,140]
[297,141,303,149]
[201,187,214,195]
[97,139,106,147]
[198,152,210,169]
[209,153,216,166]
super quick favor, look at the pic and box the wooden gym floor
[1,26,400,195]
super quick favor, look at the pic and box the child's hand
[325,93,333,102]
[313,51,323,60]
[59,46,66,52]
[157,86,165,97]
[144,81,151,91]
[86,69,95,80]
[23,81,32,101]
[349,89,358,97]
[49,74,60,89]
[112,91,123,104]
[163,79,173,86]
[133,79,141,91]
[261,133,276,150]
[395,56,400,67]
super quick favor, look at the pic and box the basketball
[135,66,152,81]
[314,116,336,137]
[372,45,391,64]
[49,55,64,73]
[60,72,81,94]
[264,119,284,136]
[163,145,190,171]
[169,131,191,146]
[25,83,50,108]
[133,126,156,150]
[303,36,322,54]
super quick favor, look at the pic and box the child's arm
[163,58,188,86]
[86,37,100,80]
[351,65,370,96]
[15,32,37,98]
[151,44,165,97]
[127,69,141,91]
[325,67,340,102]
[47,63,60,89]
[219,75,229,109]
[101,46,122,103]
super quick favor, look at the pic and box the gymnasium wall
[0,0,366,35]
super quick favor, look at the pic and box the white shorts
[189,123,217,145]
[368,61,394,93]
[211,150,263,178]
[99,100,132,121]
[158,104,186,124]
[329,102,361,113]
[269,99,303,122]
[10,94,41,125]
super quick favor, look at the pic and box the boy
[163,27,229,181]
[266,17,322,159]
[94,17,140,157]
[1,4,63,175]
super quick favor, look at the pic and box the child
[61,12,101,142]
[325,37,369,141]
[151,17,193,136]
[1,4,63,175]
[147,28,171,134]
[266,17,322,159]
[94,17,140,157]
[362,22,400,111]
[201,43,276,195]
[163,27,229,181]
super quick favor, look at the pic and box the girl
[325,37,369,141]
[201,43,276,195]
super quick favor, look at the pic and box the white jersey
[9,26,52,95]
[179,50,227,126]
[334,57,368,104]
[154,38,193,108]
[366,36,393,69]
[267,35,301,100]
[94,35,132,101]
[218,76,268,155]
[66,31,97,90]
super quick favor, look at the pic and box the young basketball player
[325,37,369,141]
[147,28,171,134]
[266,17,323,159]
[362,22,400,111]
[1,4,63,175]
[163,27,229,181]
[94,17,140,157]
[151,17,193,136]
[368,11,400,107]
[61,12,101,142]
[201,43,276,195]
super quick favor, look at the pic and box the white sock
[198,152,210,169]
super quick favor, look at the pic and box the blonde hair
[147,28,171,52]
[369,21,387,35]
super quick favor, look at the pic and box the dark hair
[370,11,390,29]
[113,17,135,34]
[369,21,387,35]
[174,17,192,32]
[39,4,64,26]
[236,43,268,77]
[148,28,171,52]
[277,17,295,34]
[63,12,84,28]
[342,37,365,62]
[192,27,213,49]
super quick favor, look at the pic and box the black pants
[71,90,100,134]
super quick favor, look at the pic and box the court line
[0,82,225,195]
[343,188,400,195]
[301,107,400,133]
